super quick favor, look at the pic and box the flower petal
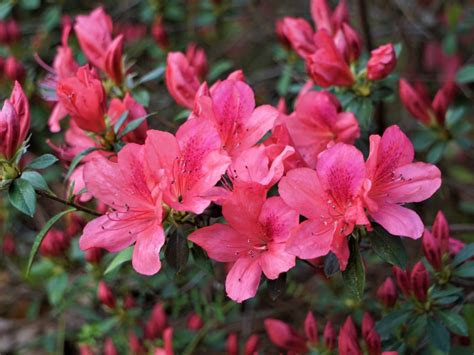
[132,224,165,275]
[370,203,424,239]
[225,257,262,303]
[285,219,334,259]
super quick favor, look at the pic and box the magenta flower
[79,143,165,275]
[189,189,298,302]
[279,143,368,270]
[364,125,441,238]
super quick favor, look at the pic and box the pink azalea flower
[363,125,441,239]
[144,118,230,214]
[279,143,368,270]
[285,90,360,168]
[188,189,298,302]
[79,143,165,275]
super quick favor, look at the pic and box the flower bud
[449,238,465,258]
[85,247,104,264]
[79,344,94,355]
[39,229,70,257]
[163,327,174,355]
[186,312,204,331]
[124,294,136,309]
[97,281,116,309]
[376,277,397,308]
[186,43,209,80]
[341,23,362,63]
[104,338,118,355]
[275,19,292,49]
[367,43,397,81]
[432,211,450,254]
[264,319,307,352]
[422,229,442,270]
[145,303,167,340]
[323,321,336,351]
[432,84,454,126]
[361,312,375,339]
[399,79,432,125]
[280,17,316,58]
[128,332,145,354]
[57,65,106,133]
[392,266,411,297]
[310,0,333,33]
[338,317,361,355]
[226,333,239,355]
[244,335,259,355]
[104,35,124,84]
[304,311,318,345]
[151,16,169,50]
[365,329,382,355]
[2,233,15,256]
[411,262,429,302]
[0,22,7,44]
[4,57,25,82]
[6,20,20,43]
[165,52,200,109]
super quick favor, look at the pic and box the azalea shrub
[1,0,474,354]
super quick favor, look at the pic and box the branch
[36,190,102,217]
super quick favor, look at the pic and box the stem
[36,190,102,217]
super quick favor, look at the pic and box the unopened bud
[323,321,336,351]
[97,281,116,309]
[367,43,397,81]
[187,312,204,331]
[411,262,429,302]
[104,338,118,355]
[392,266,411,297]
[226,333,239,355]
[376,277,397,308]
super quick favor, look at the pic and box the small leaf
[8,179,36,217]
[347,98,373,130]
[136,65,165,85]
[427,318,451,353]
[324,252,340,277]
[113,110,129,134]
[369,224,407,269]
[456,64,474,84]
[117,116,147,139]
[26,208,77,275]
[0,2,12,20]
[104,247,133,275]
[20,172,50,192]
[436,310,468,336]
[46,273,68,306]
[267,273,286,301]
[453,262,474,278]
[65,147,101,181]
[277,64,292,96]
[342,237,365,300]
[208,60,233,81]
[26,154,58,170]
[426,141,447,163]
[191,244,214,275]
[165,226,189,272]
[453,243,474,267]
[376,307,411,338]
[411,130,437,151]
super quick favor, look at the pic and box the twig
[36,190,102,217]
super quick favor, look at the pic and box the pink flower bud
[411,262,429,302]
[6,20,20,43]
[432,211,450,254]
[226,333,239,355]
[399,79,432,125]
[128,332,145,354]
[104,338,118,355]
[361,312,375,339]
[376,277,397,308]
[367,43,397,81]
[151,17,169,50]
[57,65,106,133]
[2,233,15,256]
[85,247,104,264]
[392,266,411,297]
[280,17,316,59]
[187,312,204,331]
[145,303,167,340]
[338,317,361,355]
[331,0,349,30]
[186,43,208,81]
[264,319,307,353]
[365,329,382,355]
[323,321,336,351]
[0,22,8,44]
[244,335,259,355]
[104,34,124,84]
[341,23,362,62]
[39,229,70,257]
[275,19,292,49]
[4,57,25,82]
[449,238,465,258]
[97,281,116,309]
[304,311,318,345]
[79,344,94,355]
[165,52,200,109]
[311,0,333,33]
[124,294,136,309]
[422,229,442,270]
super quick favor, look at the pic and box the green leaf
[394,42,403,58]
[411,130,437,151]
[342,237,365,300]
[369,224,407,269]
[132,89,150,107]
[26,208,77,276]
[117,116,147,139]
[453,262,474,278]
[347,98,373,130]
[20,172,50,192]
[436,310,468,336]
[191,244,214,275]
[324,252,340,277]
[427,318,451,353]
[46,273,68,306]
[267,273,286,301]
[277,64,292,96]
[208,60,234,81]
[8,179,36,217]
[25,154,58,170]
[136,65,165,85]
[0,2,12,20]
[165,226,189,272]
[65,147,101,181]
[376,307,411,338]
[113,110,129,134]
[104,247,133,275]
[456,64,474,84]
[426,141,447,163]
[453,243,474,266]
[445,106,466,128]
[20,0,41,10]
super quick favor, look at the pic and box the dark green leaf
[104,247,133,275]
[113,110,129,134]
[277,64,292,96]
[394,42,403,58]
[324,252,340,277]
[26,208,77,275]
[267,273,286,301]
[65,147,101,181]
[132,89,150,107]
[376,308,411,338]
[8,179,36,217]
[426,141,447,163]
[436,310,468,336]
[191,244,214,275]
[411,130,437,151]
[342,237,365,300]
[20,0,40,10]
[369,224,407,269]
[26,154,58,170]
[453,243,474,266]
[427,318,451,353]
[20,172,50,192]
[208,60,233,81]
[117,116,147,139]
[347,98,373,130]
[456,64,474,84]
[0,2,12,20]
[445,106,466,128]
[453,262,474,278]
[136,65,165,85]
[406,314,427,339]
[165,226,189,272]
[46,273,68,306]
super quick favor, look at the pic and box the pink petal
[225,257,262,303]
[370,203,424,239]
[259,244,295,279]
[285,219,334,259]
[238,105,279,155]
[132,224,165,275]
[330,226,351,271]
[258,197,299,242]
[211,79,255,126]
[144,129,179,180]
